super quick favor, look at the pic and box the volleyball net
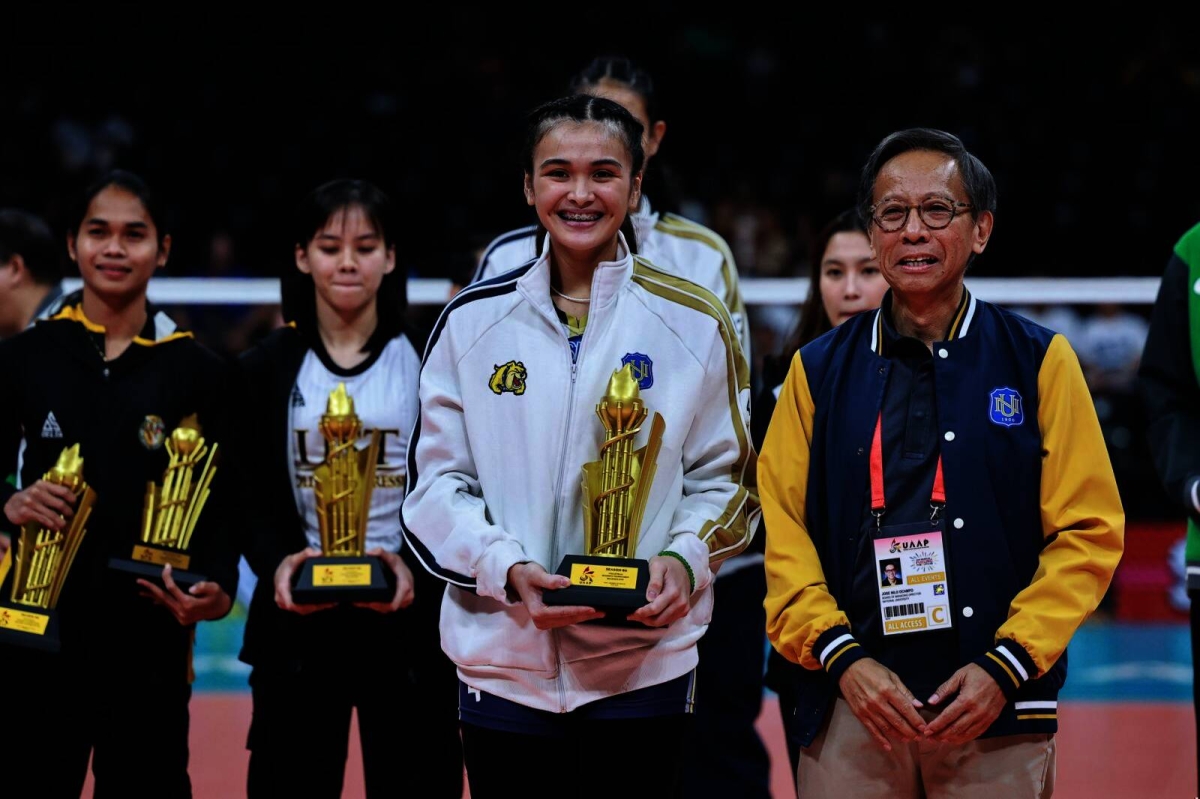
[61,277,1164,307]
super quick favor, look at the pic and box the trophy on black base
[109,415,216,591]
[292,383,396,604]
[0,444,95,652]
[544,363,664,625]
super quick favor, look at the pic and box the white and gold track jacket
[403,235,758,713]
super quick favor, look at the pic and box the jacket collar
[51,289,193,347]
[632,196,658,249]
[519,231,634,323]
[870,286,977,357]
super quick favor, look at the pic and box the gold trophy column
[582,364,664,561]
[314,383,379,556]
[140,415,218,560]
[0,444,95,649]
[545,364,664,621]
[291,382,391,605]
[10,445,94,610]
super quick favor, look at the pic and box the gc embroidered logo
[489,361,527,396]
[989,387,1023,427]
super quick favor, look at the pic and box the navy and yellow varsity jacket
[762,290,1124,743]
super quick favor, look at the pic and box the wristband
[657,550,695,593]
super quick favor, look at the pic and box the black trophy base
[109,555,207,592]
[0,602,61,653]
[292,555,396,605]
[543,554,650,626]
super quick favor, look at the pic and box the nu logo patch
[489,361,527,395]
[989,387,1024,427]
[621,352,653,390]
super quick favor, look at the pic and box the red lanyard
[870,412,945,528]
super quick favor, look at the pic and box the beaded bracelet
[657,550,695,593]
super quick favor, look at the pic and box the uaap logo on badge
[620,352,653,390]
[489,361,527,396]
[989,387,1024,427]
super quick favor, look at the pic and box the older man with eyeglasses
[761,128,1124,798]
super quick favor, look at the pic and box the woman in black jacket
[236,179,461,799]
[0,170,238,798]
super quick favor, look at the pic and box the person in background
[1139,219,1200,797]
[754,209,888,775]
[0,208,65,338]
[753,208,886,444]
[1077,302,1150,393]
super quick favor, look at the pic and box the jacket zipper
[545,282,596,713]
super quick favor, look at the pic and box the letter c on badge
[931,606,946,625]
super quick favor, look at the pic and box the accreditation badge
[874,522,952,636]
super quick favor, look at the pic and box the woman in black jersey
[0,170,238,798]
[236,179,461,799]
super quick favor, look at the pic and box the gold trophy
[108,414,217,590]
[291,383,395,604]
[0,444,96,652]
[543,363,664,624]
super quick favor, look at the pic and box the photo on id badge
[880,559,903,588]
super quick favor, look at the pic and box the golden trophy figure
[291,383,395,604]
[0,444,96,652]
[108,414,217,591]
[543,363,664,624]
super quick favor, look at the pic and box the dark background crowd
[3,19,1198,527]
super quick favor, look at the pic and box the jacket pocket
[439,590,556,674]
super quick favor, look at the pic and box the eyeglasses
[869,198,973,232]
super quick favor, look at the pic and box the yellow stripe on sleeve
[985,651,1021,689]
[762,352,852,671]
[824,642,860,672]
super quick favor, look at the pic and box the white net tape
[61,277,1163,307]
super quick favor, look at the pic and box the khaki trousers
[799,698,1056,798]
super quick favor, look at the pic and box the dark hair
[0,209,60,285]
[71,170,169,244]
[522,95,645,255]
[856,128,997,227]
[785,209,872,356]
[568,56,660,123]
[281,179,406,350]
